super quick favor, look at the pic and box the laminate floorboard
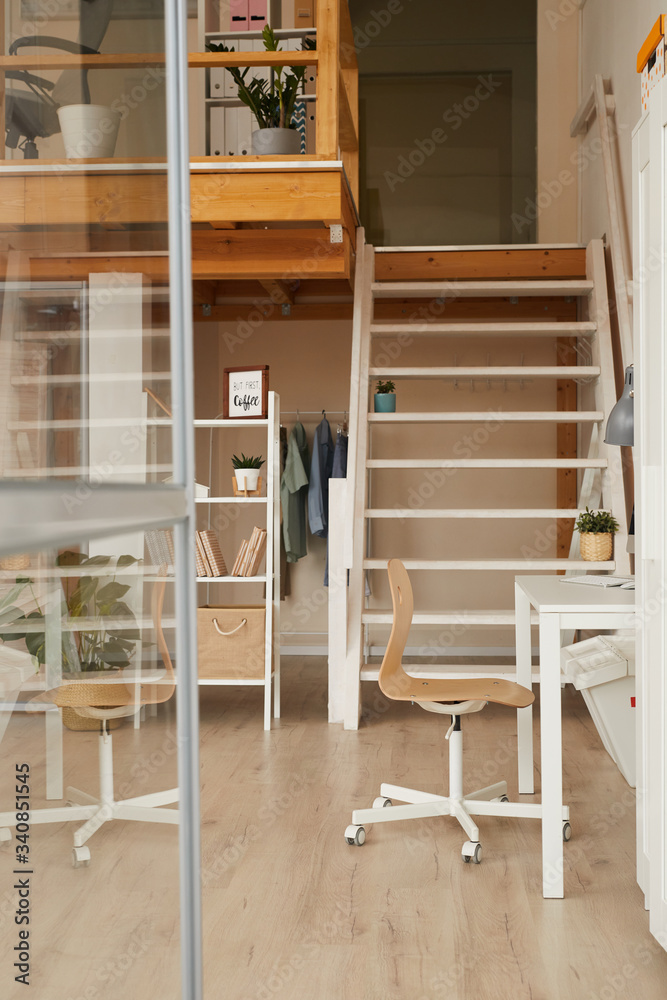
[0,657,665,999]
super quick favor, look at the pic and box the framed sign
[223,366,269,419]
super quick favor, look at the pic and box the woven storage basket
[0,554,30,571]
[580,532,613,562]
[56,679,131,732]
[197,605,266,680]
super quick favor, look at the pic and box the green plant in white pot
[207,27,316,155]
[232,453,265,492]
[374,379,396,413]
[574,507,619,562]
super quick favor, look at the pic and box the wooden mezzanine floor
[0,657,665,1000]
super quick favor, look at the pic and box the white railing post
[328,477,347,723]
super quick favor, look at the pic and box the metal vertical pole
[164,1,202,997]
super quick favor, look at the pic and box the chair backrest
[147,566,176,706]
[378,559,415,701]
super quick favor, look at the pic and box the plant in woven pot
[574,507,619,562]
[0,551,143,731]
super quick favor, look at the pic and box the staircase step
[365,508,585,519]
[369,366,599,379]
[368,411,603,423]
[370,321,597,337]
[366,458,607,469]
[371,280,594,299]
[363,559,614,571]
[362,610,538,625]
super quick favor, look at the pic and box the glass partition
[0,530,181,997]
[0,0,199,996]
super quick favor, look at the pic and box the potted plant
[374,379,396,413]
[0,552,143,730]
[232,453,265,492]
[207,27,316,156]
[574,507,619,562]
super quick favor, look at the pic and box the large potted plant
[0,552,143,730]
[574,507,619,562]
[207,27,316,155]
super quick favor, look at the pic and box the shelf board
[195,496,267,504]
[196,575,266,582]
[367,411,604,424]
[194,418,269,428]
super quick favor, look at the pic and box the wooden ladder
[335,238,629,729]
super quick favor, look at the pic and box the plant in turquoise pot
[374,379,396,413]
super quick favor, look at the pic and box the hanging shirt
[308,416,335,538]
[280,422,310,563]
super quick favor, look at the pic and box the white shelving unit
[197,0,316,156]
[194,391,281,729]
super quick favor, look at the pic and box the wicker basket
[580,532,613,562]
[197,605,266,680]
[0,554,30,571]
[56,680,131,732]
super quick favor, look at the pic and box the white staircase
[336,238,630,728]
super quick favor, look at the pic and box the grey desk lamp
[604,364,634,446]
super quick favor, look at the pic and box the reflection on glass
[0,0,172,484]
[0,530,180,996]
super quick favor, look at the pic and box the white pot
[235,468,260,491]
[57,104,121,159]
[251,127,301,156]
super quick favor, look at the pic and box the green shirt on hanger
[281,421,310,563]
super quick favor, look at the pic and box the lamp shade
[604,365,634,446]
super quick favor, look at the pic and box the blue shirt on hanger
[308,415,335,538]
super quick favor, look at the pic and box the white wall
[579,0,664,254]
[536,0,579,243]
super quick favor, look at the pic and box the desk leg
[515,583,534,794]
[540,612,564,898]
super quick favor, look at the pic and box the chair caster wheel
[492,794,510,803]
[72,846,91,868]
[344,825,366,846]
[372,796,392,809]
[563,821,572,842]
[462,841,482,864]
[0,828,11,844]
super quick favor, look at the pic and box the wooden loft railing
[0,0,359,203]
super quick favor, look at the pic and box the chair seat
[380,672,534,709]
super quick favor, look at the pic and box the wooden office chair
[0,569,179,868]
[345,559,542,864]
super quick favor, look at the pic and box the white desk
[514,575,636,898]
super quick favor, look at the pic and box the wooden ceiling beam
[258,279,295,305]
[5,228,353,282]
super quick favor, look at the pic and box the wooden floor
[1,657,666,999]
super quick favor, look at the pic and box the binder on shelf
[249,0,269,28]
[229,0,249,30]
[209,106,225,157]
[295,0,314,28]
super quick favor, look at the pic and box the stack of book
[231,527,267,577]
[195,529,228,578]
